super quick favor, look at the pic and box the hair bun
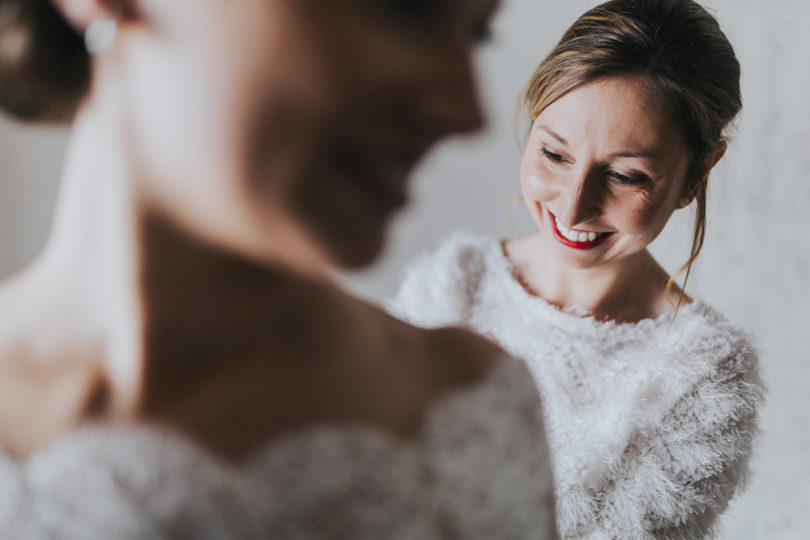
[0,0,90,122]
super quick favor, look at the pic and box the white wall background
[1,1,807,538]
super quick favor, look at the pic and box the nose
[557,167,602,227]
[416,43,484,135]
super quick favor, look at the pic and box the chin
[325,237,384,270]
[289,180,398,270]
[550,245,607,270]
[314,220,387,270]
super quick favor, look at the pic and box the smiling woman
[0,0,557,536]
[391,0,765,538]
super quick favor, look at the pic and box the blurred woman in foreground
[0,0,555,536]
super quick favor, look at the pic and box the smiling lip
[546,208,614,250]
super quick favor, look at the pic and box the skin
[0,0,502,460]
[507,74,726,323]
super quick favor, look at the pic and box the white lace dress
[390,232,765,540]
[0,358,557,539]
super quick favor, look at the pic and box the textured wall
[693,4,810,538]
[0,1,807,538]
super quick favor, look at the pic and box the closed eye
[607,170,649,186]
[542,148,565,163]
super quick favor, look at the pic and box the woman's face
[118,0,496,268]
[519,74,692,271]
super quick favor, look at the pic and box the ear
[50,0,123,33]
[678,141,728,209]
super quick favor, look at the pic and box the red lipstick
[547,208,613,250]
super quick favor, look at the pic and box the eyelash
[542,148,649,186]
[542,148,564,163]
[607,170,648,186]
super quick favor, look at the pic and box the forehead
[538,75,685,155]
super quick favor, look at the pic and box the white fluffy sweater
[390,232,765,540]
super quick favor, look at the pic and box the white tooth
[567,230,579,242]
[588,232,597,242]
[578,232,588,242]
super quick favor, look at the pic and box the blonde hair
[521,0,741,313]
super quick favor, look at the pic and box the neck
[511,232,672,322]
[0,83,347,427]
[136,211,347,413]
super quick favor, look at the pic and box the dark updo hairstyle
[0,0,90,122]
[522,0,742,307]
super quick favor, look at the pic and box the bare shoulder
[0,346,105,458]
[399,320,506,391]
[358,291,505,388]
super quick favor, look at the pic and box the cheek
[612,194,675,239]
[519,152,557,202]
[125,42,244,199]
[127,27,321,239]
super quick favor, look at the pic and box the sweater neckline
[481,235,704,333]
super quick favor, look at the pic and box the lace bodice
[0,358,556,539]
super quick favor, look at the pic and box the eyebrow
[538,125,568,146]
[609,150,658,160]
[539,125,659,161]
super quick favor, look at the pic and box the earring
[85,18,118,54]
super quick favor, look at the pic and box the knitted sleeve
[596,340,765,539]
[387,232,488,329]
